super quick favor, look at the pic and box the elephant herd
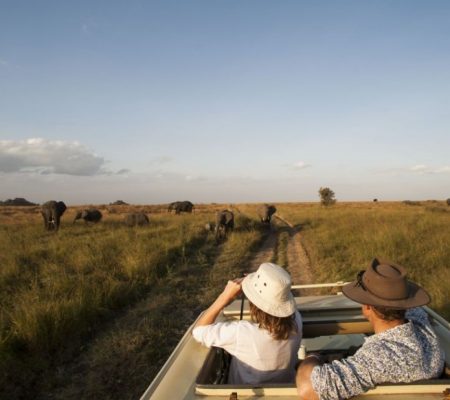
[213,204,277,241]
[40,200,149,231]
[40,200,277,242]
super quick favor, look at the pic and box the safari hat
[342,258,430,309]
[242,263,296,318]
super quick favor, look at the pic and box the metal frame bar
[291,281,350,289]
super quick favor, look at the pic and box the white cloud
[185,174,207,182]
[409,164,450,174]
[0,138,107,176]
[435,166,450,173]
[291,161,311,170]
[410,164,428,172]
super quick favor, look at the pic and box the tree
[319,187,336,206]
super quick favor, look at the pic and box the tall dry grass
[1,202,449,399]
[0,206,266,399]
[278,201,450,320]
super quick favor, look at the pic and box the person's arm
[296,355,322,400]
[301,345,379,400]
[194,278,243,328]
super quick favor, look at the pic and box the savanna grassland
[280,201,450,320]
[0,201,449,400]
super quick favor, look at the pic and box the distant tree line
[0,197,37,206]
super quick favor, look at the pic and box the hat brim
[242,272,297,318]
[342,280,430,309]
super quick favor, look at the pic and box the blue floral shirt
[311,308,445,400]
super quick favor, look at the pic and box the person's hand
[194,278,245,328]
[218,278,244,306]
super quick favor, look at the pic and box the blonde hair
[249,301,297,340]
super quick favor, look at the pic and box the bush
[318,187,336,206]
[403,200,421,206]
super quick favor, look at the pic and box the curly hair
[249,302,298,340]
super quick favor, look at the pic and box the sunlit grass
[0,206,266,398]
[278,201,450,320]
[1,201,449,399]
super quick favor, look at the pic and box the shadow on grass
[0,229,219,400]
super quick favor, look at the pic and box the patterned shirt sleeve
[310,349,377,400]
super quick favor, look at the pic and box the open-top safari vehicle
[140,283,450,400]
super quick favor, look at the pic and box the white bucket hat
[242,263,296,318]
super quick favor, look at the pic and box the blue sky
[1,1,449,204]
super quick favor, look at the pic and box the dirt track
[248,215,314,286]
[41,214,314,400]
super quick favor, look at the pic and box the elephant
[168,200,194,215]
[215,210,234,241]
[257,204,277,224]
[447,198,450,206]
[124,212,149,227]
[73,209,103,224]
[41,200,67,231]
[168,201,180,213]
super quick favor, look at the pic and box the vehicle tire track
[247,215,315,287]
[286,227,314,286]
[248,230,277,271]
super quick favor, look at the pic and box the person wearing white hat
[193,262,302,385]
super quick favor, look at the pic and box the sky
[1,0,449,205]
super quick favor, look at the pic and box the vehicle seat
[213,348,231,384]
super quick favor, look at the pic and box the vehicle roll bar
[291,281,350,290]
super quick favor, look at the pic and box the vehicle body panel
[140,289,450,400]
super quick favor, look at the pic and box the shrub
[403,200,421,206]
[318,187,336,206]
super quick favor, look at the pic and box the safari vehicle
[140,283,450,400]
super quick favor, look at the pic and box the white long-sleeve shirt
[192,311,302,385]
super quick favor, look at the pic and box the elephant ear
[58,201,67,214]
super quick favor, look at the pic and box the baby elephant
[215,210,234,241]
[124,212,150,227]
[73,209,103,224]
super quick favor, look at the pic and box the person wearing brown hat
[296,258,445,400]
[192,263,302,384]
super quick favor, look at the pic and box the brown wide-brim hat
[342,258,430,309]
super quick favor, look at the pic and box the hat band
[357,271,409,301]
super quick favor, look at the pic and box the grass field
[0,201,449,399]
[276,201,450,321]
